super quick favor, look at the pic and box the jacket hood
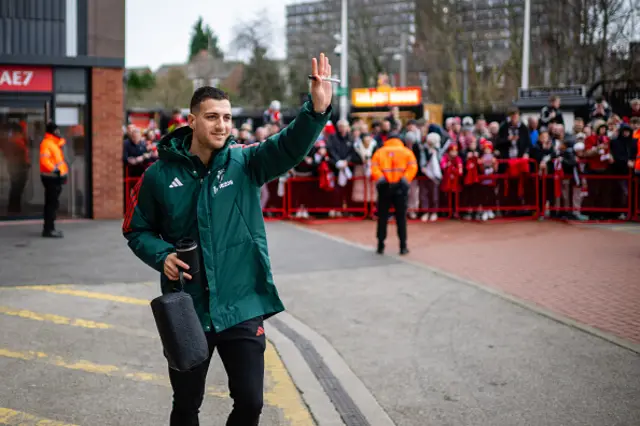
[428,124,441,134]
[618,123,632,136]
[44,132,65,147]
[157,125,193,156]
[384,137,405,147]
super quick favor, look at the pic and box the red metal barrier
[121,160,638,222]
[375,176,454,220]
[261,178,286,219]
[287,175,368,220]
[411,177,454,220]
[456,158,539,219]
[635,176,640,221]
[541,172,633,220]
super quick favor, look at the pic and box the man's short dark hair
[507,107,519,116]
[46,122,59,134]
[190,86,229,113]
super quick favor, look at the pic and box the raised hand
[310,53,333,113]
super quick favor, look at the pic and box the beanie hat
[46,122,59,134]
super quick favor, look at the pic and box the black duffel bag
[150,239,209,372]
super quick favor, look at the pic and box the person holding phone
[122,53,333,426]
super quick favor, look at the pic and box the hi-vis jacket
[122,100,330,332]
[39,132,68,177]
[370,137,418,184]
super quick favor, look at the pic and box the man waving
[123,54,333,425]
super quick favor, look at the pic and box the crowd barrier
[634,176,640,222]
[456,159,539,218]
[122,165,640,222]
[261,179,287,219]
[287,174,369,220]
[367,177,455,220]
[540,173,633,218]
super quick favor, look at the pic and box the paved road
[309,219,640,346]
[0,221,315,426]
[276,222,640,426]
[0,281,314,426]
[1,220,639,426]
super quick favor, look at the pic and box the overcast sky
[125,0,303,70]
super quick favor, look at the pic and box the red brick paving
[306,220,640,346]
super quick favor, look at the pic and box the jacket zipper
[202,170,221,330]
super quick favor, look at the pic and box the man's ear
[188,113,196,129]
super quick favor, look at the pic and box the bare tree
[152,68,194,110]
[286,0,415,104]
[413,1,453,107]
[414,0,637,111]
[348,4,390,88]
[231,13,287,108]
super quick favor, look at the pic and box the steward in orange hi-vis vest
[371,138,418,184]
[370,136,418,255]
[39,122,68,238]
[40,132,69,177]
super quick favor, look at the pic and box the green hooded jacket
[123,100,330,332]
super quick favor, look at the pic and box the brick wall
[91,68,124,219]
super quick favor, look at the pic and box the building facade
[0,0,125,221]
[286,0,416,90]
[455,0,580,77]
[414,0,582,108]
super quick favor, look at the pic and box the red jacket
[440,155,463,192]
[584,134,611,172]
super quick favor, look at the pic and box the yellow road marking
[0,306,111,329]
[0,348,228,399]
[264,342,315,426]
[2,285,314,422]
[0,407,78,426]
[10,285,149,306]
[0,306,158,339]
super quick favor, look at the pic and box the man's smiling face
[189,98,232,150]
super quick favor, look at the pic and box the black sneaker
[376,242,384,255]
[42,230,64,238]
[399,247,409,255]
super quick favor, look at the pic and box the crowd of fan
[122,97,640,221]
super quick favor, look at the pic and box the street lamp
[521,0,531,89]
[338,0,348,121]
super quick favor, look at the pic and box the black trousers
[41,175,64,231]
[168,316,266,426]
[376,181,409,248]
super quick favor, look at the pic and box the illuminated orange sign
[351,87,422,107]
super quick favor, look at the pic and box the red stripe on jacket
[122,174,144,234]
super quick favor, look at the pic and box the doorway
[0,97,89,221]
[0,99,49,220]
